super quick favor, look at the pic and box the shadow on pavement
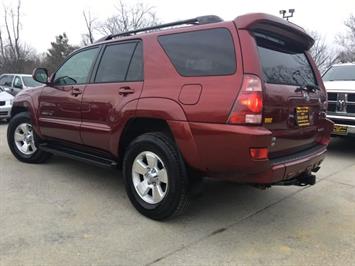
[328,136,355,155]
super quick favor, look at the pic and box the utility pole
[279,9,295,21]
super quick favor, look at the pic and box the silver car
[0,87,14,121]
[0,74,42,96]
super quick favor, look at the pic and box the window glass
[54,48,99,85]
[126,42,144,81]
[158,28,236,76]
[95,42,137,83]
[13,76,23,88]
[22,76,42,87]
[255,33,316,86]
[0,75,14,87]
[323,65,355,81]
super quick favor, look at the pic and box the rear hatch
[254,31,324,158]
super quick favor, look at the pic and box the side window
[54,48,99,85]
[13,76,23,89]
[158,28,236,76]
[0,75,14,87]
[95,42,137,83]
[126,42,144,81]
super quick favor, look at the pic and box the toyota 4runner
[7,13,333,220]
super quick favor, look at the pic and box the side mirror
[32,68,49,84]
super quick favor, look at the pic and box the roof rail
[95,15,223,43]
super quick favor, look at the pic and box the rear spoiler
[234,13,314,51]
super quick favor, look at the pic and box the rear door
[255,33,325,157]
[81,41,144,151]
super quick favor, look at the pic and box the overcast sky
[1,0,354,53]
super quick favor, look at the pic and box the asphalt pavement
[0,122,354,265]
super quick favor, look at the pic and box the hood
[0,91,14,101]
[16,85,43,97]
[323,80,355,92]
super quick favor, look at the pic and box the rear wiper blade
[295,84,320,93]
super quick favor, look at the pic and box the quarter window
[158,28,236,76]
[54,48,99,85]
[126,42,144,81]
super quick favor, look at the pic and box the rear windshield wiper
[295,84,320,93]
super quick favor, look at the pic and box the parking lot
[0,122,354,265]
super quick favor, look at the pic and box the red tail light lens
[250,148,269,160]
[228,75,263,125]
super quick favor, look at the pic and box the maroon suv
[7,13,333,220]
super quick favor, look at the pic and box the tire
[123,132,189,220]
[7,112,51,163]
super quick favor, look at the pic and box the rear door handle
[71,87,82,96]
[119,86,135,96]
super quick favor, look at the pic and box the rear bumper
[180,122,329,184]
[327,115,355,136]
[0,105,12,119]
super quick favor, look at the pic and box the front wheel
[123,132,189,220]
[7,112,51,163]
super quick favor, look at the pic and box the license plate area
[333,125,348,135]
[296,106,310,127]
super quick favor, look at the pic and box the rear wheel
[7,112,51,163]
[123,132,189,220]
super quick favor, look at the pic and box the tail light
[250,148,269,160]
[228,75,263,125]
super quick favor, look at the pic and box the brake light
[228,75,263,124]
[250,148,269,160]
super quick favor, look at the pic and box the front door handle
[71,87,82,96]
[119,86,135,96]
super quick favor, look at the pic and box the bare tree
[0,0,38,73]
[309,30,338,73]
[98,0,159,36]
[82,10,96,46]
[337,14,355,63]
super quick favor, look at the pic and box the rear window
[323,65,355,81]
[158,28,236,76]
[255,33,316,86]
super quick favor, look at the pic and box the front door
[38,47,100,144]
[81,41,144,151]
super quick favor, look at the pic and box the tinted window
[323,65,355,81]
[95,42,137,83]
[126,42,144,81]
[256,33,316,86]
[158,28,236,76]
[54,48,99,85]
[0,75,14,87]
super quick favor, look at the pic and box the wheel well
[11,106,28,117]
[119,118,174,158]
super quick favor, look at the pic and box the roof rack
[95,15,223,43]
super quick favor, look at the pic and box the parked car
[0,73,42,96]
[7,13,333,220]
[0,86,14,121]
[323,63,355,136]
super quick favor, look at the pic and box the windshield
[323,65,355,81]
[22,76,42,87]
[255,33,317,86]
